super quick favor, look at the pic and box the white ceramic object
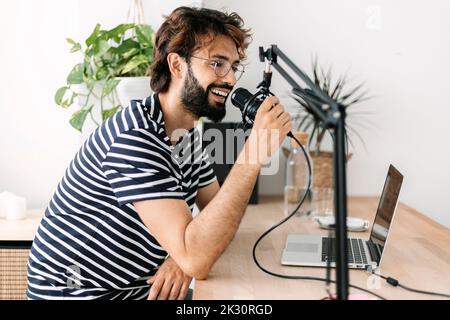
[313,216,370,232]
[116,76,152,107]
[0,191,27,220]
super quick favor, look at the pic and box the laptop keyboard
[321,237,368,265]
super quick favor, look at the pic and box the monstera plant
[54,23,154,131]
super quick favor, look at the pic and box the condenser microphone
[231,88,267,127]
[231,87,293,138]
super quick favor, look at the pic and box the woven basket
[310,151,352,188]
[0,248,30,300]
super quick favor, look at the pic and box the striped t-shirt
[27,94,217,300]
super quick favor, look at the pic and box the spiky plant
[291,57,370,155]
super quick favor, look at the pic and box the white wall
[1,0,449,227]
[205,0,450,226]
[0,0,200,210]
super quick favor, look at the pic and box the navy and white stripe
[27,94,216,300]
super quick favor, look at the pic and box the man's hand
[243,96,292,165]
[147,256,192,300]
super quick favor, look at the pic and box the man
[27,6,291,300]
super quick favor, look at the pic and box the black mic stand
[259,45,350,299]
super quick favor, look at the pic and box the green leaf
[67,37,82,52]
[85,78,95,90]
[70,42,81,53]
[102,78,120,97]
[86,24,101,46]
[151,33,156,46]
[309,124,318,150]
[61,92,78,109]
[101,106,121,121]
[135,24,153,45]
[299,115,313,131]
[135,64,150,77]
[61,101,69,108]
[104,23,134,41]
[70,107,92,132]
[120,54,149,75]
[67,63,84,84]
[95,67,109,80]
[84,62,94,79]
[144,47,153,60]
[68,92,78,105]
[317,128,327,143]
[331,77,345,100]
[92,39,110,56]
[54,86,68,105]
[113,38,140,55]
[122,48,140,60]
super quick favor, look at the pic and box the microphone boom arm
[259,44,350,300]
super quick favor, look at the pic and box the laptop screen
[369,165,403,256]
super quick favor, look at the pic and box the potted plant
[284,58,370,188]
[54,22,154,132]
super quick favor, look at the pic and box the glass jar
[284,132,313,216]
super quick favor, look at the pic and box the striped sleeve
[102,129,184,206]
[198,148,217,187]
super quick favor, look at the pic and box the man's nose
[222,69,237,86]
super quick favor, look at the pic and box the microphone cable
[251,132,387,300]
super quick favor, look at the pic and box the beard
[180,64,231,123]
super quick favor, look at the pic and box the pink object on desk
[327,293,372,300]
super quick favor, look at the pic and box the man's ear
[166,53,185,79]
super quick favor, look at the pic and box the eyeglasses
[190,55,245,81]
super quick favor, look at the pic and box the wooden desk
[194,196,450,300]
[0,209,44,241]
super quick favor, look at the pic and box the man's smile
[210,88,231,97]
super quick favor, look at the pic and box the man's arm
[134,96,291,280]
[196,180,220,211]
[134,142,260,279]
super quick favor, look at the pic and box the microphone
[231,87,294,139]
[231,58,274,127]
[231,88,267,127]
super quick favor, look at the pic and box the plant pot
[116,76,152,106]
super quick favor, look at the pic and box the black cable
[251,133,387,300]
[368,269,450,299]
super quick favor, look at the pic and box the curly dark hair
[149,6,252,93]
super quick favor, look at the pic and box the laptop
[281,164,403,269]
